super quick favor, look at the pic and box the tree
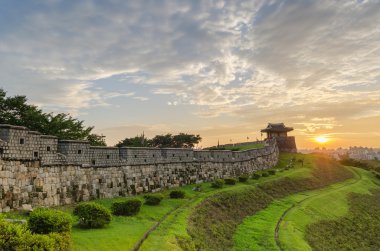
[115,136,151,147]
[87,134,107,146]
[151,134,174,148]
[117,133,202,148]
[173,133,201,148]
[0,88,102,145]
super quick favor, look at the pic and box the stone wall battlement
[0,124,276,167]
[0,124,280,212]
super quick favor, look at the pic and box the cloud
[0,0,380,139]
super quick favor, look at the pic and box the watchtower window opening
[0,148,3,155]
[19,138,25,144]
[47,146,51,152]
[106,155,110,159]
[77,150,82,154]
[186,154,189,157]
[34,152,39,158]
[134,155,137,158]
[172,154,175,157]
[152,154,155,157]
[92,160,96,165]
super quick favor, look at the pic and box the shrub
[73,202,111,228]
[28,208,72,234]
[24,232,71,251]
[268,170,276,175]
[224,178,237,185]
[144,194,164,205]
[170,190,186,199]
[252,173,261,180]
[112,199,142,216]
[0,219,71,251]
[238,175,249,182]
[261,172,269,177]
[375,173,380,179]
[211,179,225,188]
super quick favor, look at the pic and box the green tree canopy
[172,133,202,148]
[0,88,105,146]
[151,134,174,148]
[115,135,151,147]
[116,133,201,148]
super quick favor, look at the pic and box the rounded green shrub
[252,173,261,180]
[112,199,142,216]
[144,194,164,206]
[0,219,71,251]
[224,178,237,185]
[73,202,111,228]
[24,232,71,251]
[211,179,225,188]
[28,208,72,234]
[170,190,186,199]
[238,175,249,182]
[261,172,269,177]
[268,170,276,175]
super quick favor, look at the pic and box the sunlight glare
[315,136,329,144]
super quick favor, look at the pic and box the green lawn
[224,143,264,151]
[279,167,378,251]
[71,153,308,250]
[233,167,379,251]
[2,153,311,251]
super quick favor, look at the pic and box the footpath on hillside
[233,166,379,251]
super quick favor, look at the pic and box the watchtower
[261,123,297,152]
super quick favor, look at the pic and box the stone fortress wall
[0,124,279,212]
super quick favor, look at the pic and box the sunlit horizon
[0,1,379,149]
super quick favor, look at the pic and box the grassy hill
[4,153,378,251]
[233,167,379,250]
[206,142,264,151]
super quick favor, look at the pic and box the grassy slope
[188,154,353,251]
[224,143,264,151]
[305,189,380,250]
[1,153,316,250]
[71,154,301,251]
[233,167,379,251]
[279,167,379,251]
[140,155,306,251]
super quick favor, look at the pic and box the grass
[306,189,380,250]
[1,153,318,250]
[279,167,378,251]
[187,154,352,251]
[72,173,292,250]
[71,189,192,251]
[206,142,264,151]
[224,143,264,151]
[233,167,379,251]
[139,153,310,250]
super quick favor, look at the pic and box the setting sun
[315,136,329,144]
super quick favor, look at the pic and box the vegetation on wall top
[0,88,106,146]
[116,133,202,148]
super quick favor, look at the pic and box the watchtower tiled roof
[261,123,293,133]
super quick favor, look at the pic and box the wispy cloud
[0,0,379,147]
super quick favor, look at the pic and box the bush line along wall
[0,124,279,212]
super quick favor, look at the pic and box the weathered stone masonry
[0,124,279,212]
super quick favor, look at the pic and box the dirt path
[274,167,362,251]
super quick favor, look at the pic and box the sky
[1,0,380,149]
